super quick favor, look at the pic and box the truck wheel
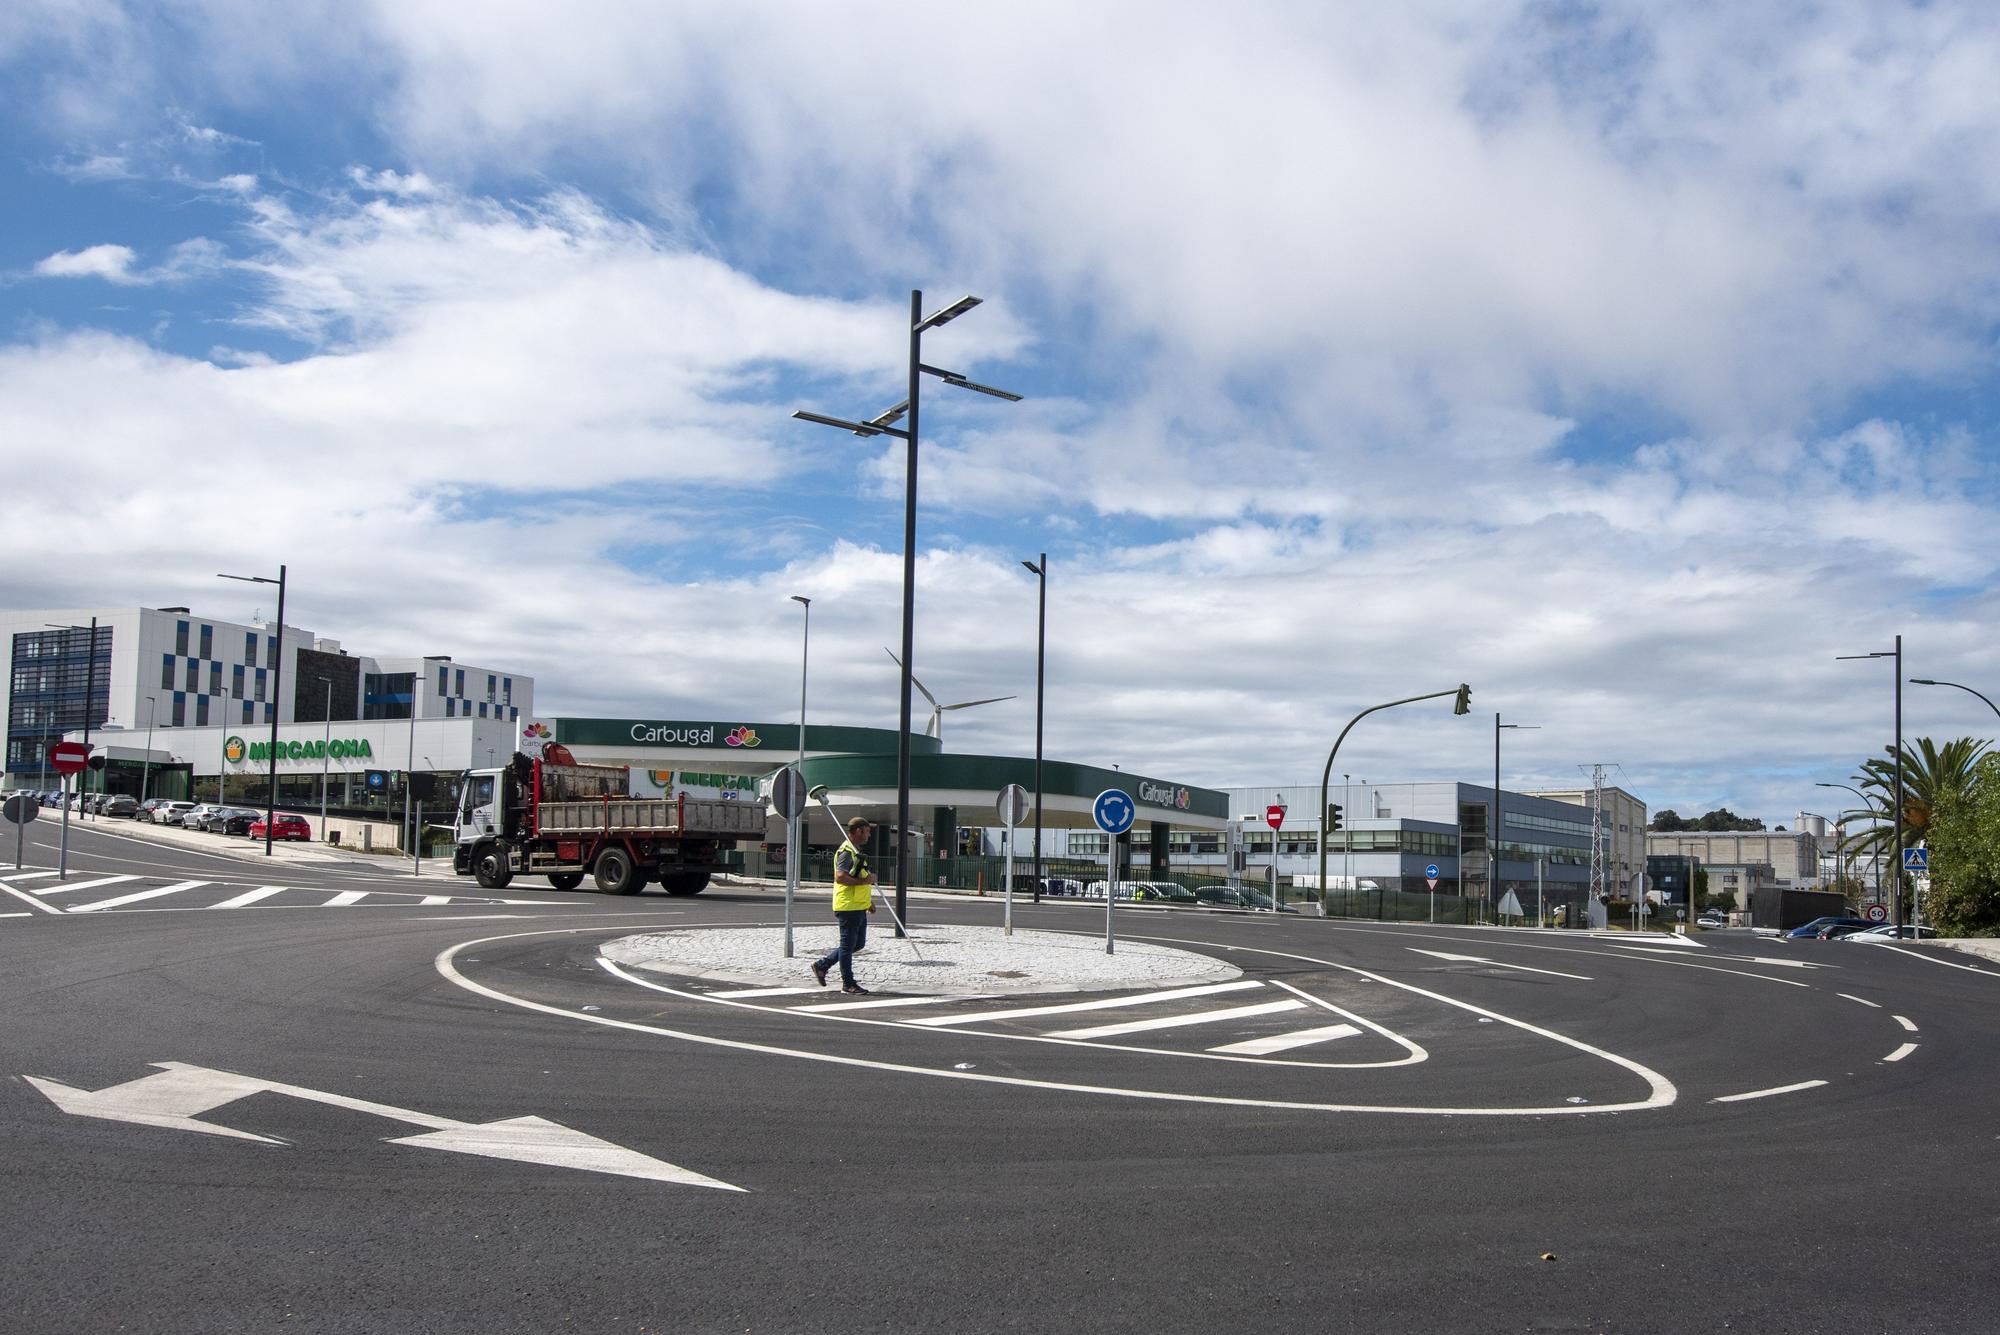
[659,870,710,897]
[594,848,642,895]
[547,872,585,891]
[474,848,514,889]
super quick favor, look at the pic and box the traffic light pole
[1317,686,1472,909]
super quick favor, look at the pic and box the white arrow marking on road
[1714,956,1831,970]
[1409,949,1593,981]
[24,1061,742,1190]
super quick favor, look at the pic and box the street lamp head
[791,595,811,608]
[791,409,885,438]
[1909,678,1938,686]
[943,375,1023,402]
[1022,559,1043,576]
[916,295,981,332]
[217,571,280,587]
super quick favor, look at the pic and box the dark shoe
[811,961,829,987]
[842,984,871,995]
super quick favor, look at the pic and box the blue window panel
[445,698,454,718]
[175,620,189,656]
[242,699,253,724]
[199,624,213,659]
[171,692,186,727]
[209,661,221,694]
[161,653,174,690]
[196,696,209,726]
[245,631,257,662]
[185,658,199,692]
[502,677,512,705]
[478,702,487,718]
[510,707,518,722]
[455,669,465,696]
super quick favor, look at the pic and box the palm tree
[1838,736,1991,863]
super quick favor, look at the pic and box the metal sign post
[1425,863,1440,922]
[59,776,72,879]
[49,742,89,881]
[1093,789,1135,955]
[772,767,808,957]
[997,784,1029,936]
[1264,799,1286,910]
[3,793,39,870]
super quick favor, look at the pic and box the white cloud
[33,243,139,282]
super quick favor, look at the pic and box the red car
[248,813,313,842]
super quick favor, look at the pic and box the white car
[153,801,198,826]
[1842,924,1938,942]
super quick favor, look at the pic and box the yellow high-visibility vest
[832,838,875,912]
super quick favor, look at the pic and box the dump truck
[451,752,766,895]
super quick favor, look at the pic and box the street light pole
[320,680,332,842]
[1495,714,1539,922]
[785,595,811,958]
[1817,780,1884,905]
[791,290,1022,933]
[219,566,287,856]
[139,695,157,804]
[1022,555,1047,905]
[1837,636,1904,929]
[1317,685,1474,909]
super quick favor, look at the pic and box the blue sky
[5,1,2000,826]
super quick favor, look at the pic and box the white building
[3,604,531,793]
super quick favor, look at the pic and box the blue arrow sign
[1092,789,1136,836]
[1425,863,1440,880]
[1903,847,1929,872]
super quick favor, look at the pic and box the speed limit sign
[1865,903,1888,923]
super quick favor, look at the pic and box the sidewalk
[70,813,418,872]
[1937,938,2000,963]
[603,924,1241,996]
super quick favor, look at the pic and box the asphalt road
[5,817,1998,1334]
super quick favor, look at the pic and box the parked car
[154,801,198,826]
[194,805,248,833]
[181,803,228,832]
[1127,880,1198,904]
[218,808,262,836]
[1843,924,1939,942]
[1038,877,1083,897]
[1696,911,1728,928]
[1781,916,1874,940]
[1193,885,1253,908]
[135,798,169,821]
[101,794,138,817]
[248,813,312,842]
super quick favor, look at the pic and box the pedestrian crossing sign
[1902,847,1929,872]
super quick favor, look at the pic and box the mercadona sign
[225,735,375,765]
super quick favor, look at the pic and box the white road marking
[420,895,452,906]
[1409,949,1592,981]
[1837,993,1882,1008]
[1712,1080,1828,1103]
[448,932,1679,1117]
[0,881,64,915]
[794,994,996,1013]
[1051,998,1307,1039]
[32,874,139,897]
[1,870,62,881]
[412,914,538,920]
[0,911,32,918]
[710,985,823,998]
[1893,1015,1919,1032]
[1208,1023,1363,1055]
[1883,1043,1918,1062]
[908,980,1265,1027]
[25,1060,741,1189]
[1874,943,2000,975]
[68,881,208,912]
[322,891,368,907]
[1716,956,1828,970]
[210,885,287,909]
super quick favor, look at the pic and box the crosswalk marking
[710,985,822,998]
[33,874,140,896]
[420,896,452,906]
[322,891,368,907]
[909,979,1266,1028]
[68,881,209,913]
[1050,998,1307,1040]
[794,994,997,1013]
[1,870,62,882]
[210,886,286,909]
[1207,1023,1363,1056]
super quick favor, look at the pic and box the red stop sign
[1265,804,1286,831]
[49,741,90,776]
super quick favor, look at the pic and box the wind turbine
[885,649,1015,744]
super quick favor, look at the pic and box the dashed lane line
[1713,1080,1828,1103]
[1051,997,1307,1040]
[1893,1015,1919,1032]
[1837,993,1882,1008]
[1883,1043,1919,1062]
[67,881,209,913]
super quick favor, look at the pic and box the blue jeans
[815,910,870,986]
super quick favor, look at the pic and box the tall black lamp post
[791,291,1022,931]
[219,565,287,857]
[1815,780,1882,902]
[1494,714,1538,917]
[1021,554,1047,903]
[1837,635,1903,929]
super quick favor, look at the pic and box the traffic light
[410,773,437,802]
[87,754,107,771]
[1453,683,1472,715]
[1327,803,1344,833]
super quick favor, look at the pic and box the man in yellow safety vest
[812,816,878,994]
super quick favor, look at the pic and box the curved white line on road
[1836,993,1882,1008]
[1882,1043,1918,1062]
[1874,943,2000,976]
[434,927,1677,1117]
[1893,1015,1919,1032]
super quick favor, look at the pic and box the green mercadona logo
[225,736,374,764]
